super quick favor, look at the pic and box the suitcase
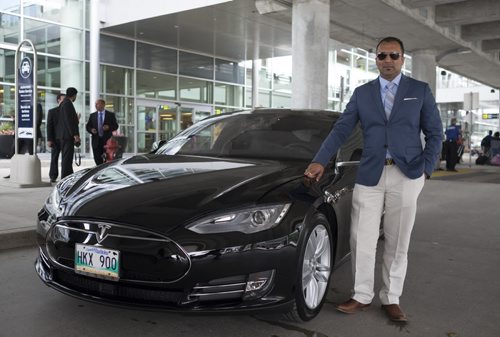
[475,155,488,165]
[104,137,121,162]
[491,154,500,166]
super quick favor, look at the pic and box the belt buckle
[385,158,394,165]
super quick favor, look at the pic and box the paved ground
[1,153,499,250]
[0,153,95,250]
[0,175,499,336]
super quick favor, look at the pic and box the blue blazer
[313,74,443,186]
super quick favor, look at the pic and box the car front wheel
[284,212,334,322]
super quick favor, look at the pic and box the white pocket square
[403,97,418,101]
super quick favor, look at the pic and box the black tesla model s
[35,108,363,321]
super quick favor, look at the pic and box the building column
[411,49,437,96]
[252,59,259,108]
[411,49,442,169]
[90,0,100,107]
[291,0,330,109]
[60,1,84,92]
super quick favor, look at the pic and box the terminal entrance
[136,100,212,153]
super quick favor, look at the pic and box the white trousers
[350,165,425,305]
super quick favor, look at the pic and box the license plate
[75,244,120,281]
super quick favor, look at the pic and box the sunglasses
[376,52,401,61]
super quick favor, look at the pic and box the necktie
[384,83,395,119]
[98,112,104,137]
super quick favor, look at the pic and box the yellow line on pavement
[431,168,474,177]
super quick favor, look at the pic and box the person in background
[36,102,44,152]
[444,117,461,172]
[304,36,442,323]
[490,131,500,158]
[58,87,80,178]
[480,130,493,156]
[85,98,119,165]
[46,93,65,183]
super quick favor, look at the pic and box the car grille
[54,270,184,304]
[45,219,190,283]
[188,275,246,302]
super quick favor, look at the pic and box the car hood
[56,154,303,232]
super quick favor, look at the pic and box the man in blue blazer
[86,98,119,165]
[305,37,442,323]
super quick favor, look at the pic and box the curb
[0,227,37,251]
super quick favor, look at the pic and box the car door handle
[334,160,359,175]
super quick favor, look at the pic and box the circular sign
[19,57,32,79]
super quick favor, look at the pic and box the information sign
[482,113,499,119]
[17,56,34,139]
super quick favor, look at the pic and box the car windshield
[157,110,336,160]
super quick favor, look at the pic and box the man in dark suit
[85,98,119,165]
[58,87,80,178]
[46,93,65,182]
[305,37,442,323]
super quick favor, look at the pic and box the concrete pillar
[411,49,442,169]
[90,0,100,107]
[291,0,330,109]
[411,49,437,95]
[60,0,83,91]
[251,22,260,109]
[252,60,259,108]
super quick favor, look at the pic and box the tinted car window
[158,111,336,160]
[337,123,363,162]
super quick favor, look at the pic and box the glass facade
[1,0,86,152]
[2,0,496,158]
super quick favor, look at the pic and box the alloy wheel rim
[302,224,331,309]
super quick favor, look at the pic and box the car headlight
[45,187,61,216]
[186,203,291,234]
[44,168,90,216]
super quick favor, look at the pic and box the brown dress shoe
[336,299,371,314]
[382,304,408,322]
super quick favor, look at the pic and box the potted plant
[0,120,15,158]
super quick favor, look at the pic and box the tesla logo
[96,224,112,243]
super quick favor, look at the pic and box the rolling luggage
[103,136,127,162]
[490,154,500,166]
[475,155,488,165]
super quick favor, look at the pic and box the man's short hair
[66,87,78,97]
[376,36,405,55]
[56,93,65,102]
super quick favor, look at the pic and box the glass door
[158,103,180,142]
[136,100,213,153]
[136,103,158,153]
[178,103,213,130]
[136,100,179,153]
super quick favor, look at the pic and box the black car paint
[35,109,361,315]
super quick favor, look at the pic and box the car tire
[283,212,334,322]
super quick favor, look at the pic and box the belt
[384,158,395,166]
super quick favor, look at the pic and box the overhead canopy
[102,0,500,88]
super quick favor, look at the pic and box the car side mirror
[150,140,167,154]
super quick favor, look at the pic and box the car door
[323,124,363,261]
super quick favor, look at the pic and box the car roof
[205,108,341,120]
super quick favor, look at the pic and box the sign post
[463,92,479,168]
[9,40,49,187]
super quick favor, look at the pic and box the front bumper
[35,233,298,313]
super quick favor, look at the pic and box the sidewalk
[1,153,499,250]
[0,153,95,250]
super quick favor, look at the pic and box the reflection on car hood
[57,154,303,232]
